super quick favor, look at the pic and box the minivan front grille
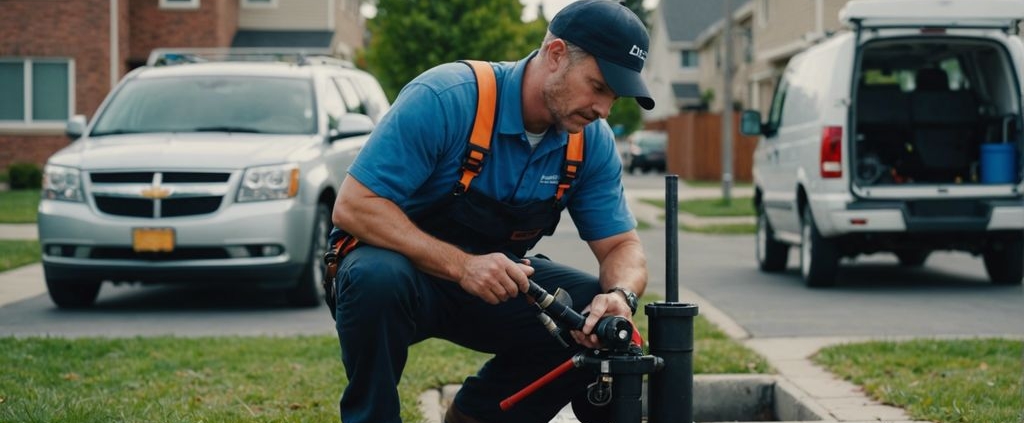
[88,171,232,218]
[94,197,153,218]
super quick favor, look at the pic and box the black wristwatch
[608,287,638,315]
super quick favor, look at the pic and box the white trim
[110,0,118,91]
[68,59,76,119]
[24,60,32,121]
[0,123,66,135]
[159,0,199,10]
[240,0,277,9]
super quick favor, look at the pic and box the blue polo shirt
[347,53,635,241]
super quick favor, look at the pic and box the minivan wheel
[45,277,101,309]
[756,204,788,272]
[895,249,930,267]
[800,207,839,287]
[289,203,331,307]
[983,235,1023,285]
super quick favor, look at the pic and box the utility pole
[721,0,734,205]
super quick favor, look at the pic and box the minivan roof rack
[146,47,352,68]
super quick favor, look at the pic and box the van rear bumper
[822,198,1024,234]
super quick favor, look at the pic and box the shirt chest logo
[539,174,559,185]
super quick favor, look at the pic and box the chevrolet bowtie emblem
[140,186,172,199]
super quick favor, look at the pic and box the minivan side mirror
[330,113,375,141]
[66,115,87,139]
[740,110,763,136]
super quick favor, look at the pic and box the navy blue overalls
[332,61,601,423]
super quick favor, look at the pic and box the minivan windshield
[90,76,316,136]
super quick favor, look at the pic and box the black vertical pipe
[647,174,698,423]
[665,175,678,303]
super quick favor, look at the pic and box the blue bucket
[980,143,1018,184]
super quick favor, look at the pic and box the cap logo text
[629,45,647,61]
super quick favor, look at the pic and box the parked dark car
[625,130,667,174]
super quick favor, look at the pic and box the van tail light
[820,126,843,179]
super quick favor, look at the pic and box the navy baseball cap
[550,0,655,110]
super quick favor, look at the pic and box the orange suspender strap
[456,60,498,193]
[555,132,585,201]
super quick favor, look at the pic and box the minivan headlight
[42,165,83,202]
[237,164,299,202]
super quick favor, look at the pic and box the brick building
[0,0,364,171]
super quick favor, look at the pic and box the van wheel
[289,203,331,307]
[45,277,101,309]
[800,207,839,287]
[756,204,788,272]
[895,250,930,267]
[983,235,1023,285]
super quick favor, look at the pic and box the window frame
[679,50,699,68]
[0,57,75,130]
[159,0,200,10]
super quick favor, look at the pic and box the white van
[741,0,1024,287]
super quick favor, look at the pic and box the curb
[0,223,38,241]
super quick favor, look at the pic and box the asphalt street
[0,173,1020,340]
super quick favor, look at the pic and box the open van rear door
[840,0,1023,31]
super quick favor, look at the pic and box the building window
[0,59,73,124]
[241,0,276,8]
[680,50,699,68]
[160,0,200,9]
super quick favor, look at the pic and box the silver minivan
[38,51,388,308]
[741,0,1024,287]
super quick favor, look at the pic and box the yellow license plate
[133,228,175,252]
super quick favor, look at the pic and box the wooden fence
[645,111,758,182]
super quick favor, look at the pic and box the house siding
[331,0,364,57]
[238,0,328,29]
[128,0,238,65]
[0,0,121,169]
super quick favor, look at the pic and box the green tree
[607,0,650,138]
[365,0,538,99]
[620,0,650,29]
[608,98,643,138]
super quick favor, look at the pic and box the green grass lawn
[642,197,755,217]
[0,189,40,223]
[0,240,39,272]
[0,309,768,423]
[681,223,756,235]
[816,338,1022,423]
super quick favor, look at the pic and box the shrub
[7,163,43,190]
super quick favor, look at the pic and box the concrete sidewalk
[0,223,45,307]
[0,223,38,240]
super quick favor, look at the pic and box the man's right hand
[458,253,533,304]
